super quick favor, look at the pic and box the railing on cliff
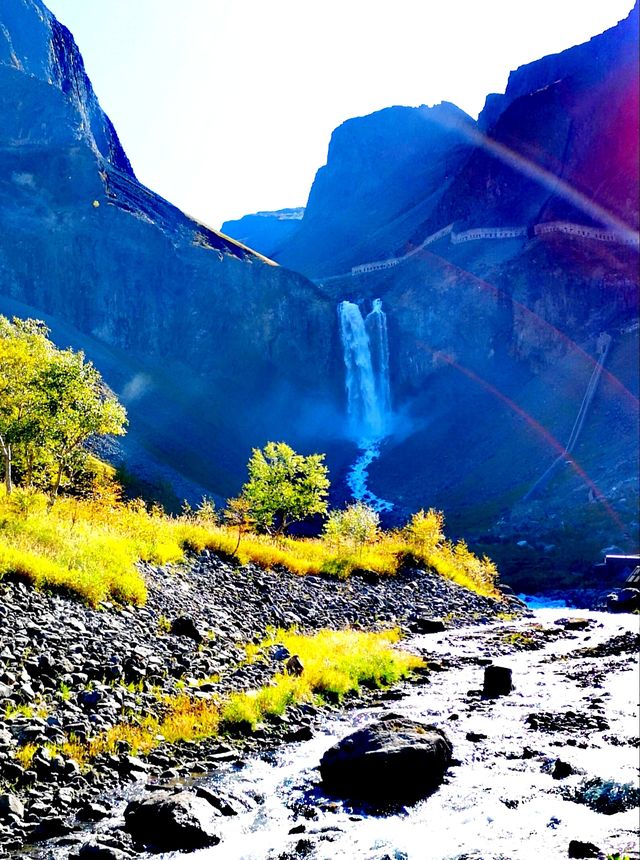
[523,332,612,501]
[533,221,639,246]
[311,218,638,286]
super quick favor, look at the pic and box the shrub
[323,502,380,553]
[404,508,444,553]
[240,442,329,536]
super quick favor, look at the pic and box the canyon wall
[0,0,340,500]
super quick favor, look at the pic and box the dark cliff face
[275,102,476,278]
[0,0,339,499]
[220,208,305,259]
[0,0,133,173]
[442,2,639,232]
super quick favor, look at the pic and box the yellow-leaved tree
[0,315,127,497]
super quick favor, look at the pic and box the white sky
[44,0,636,229]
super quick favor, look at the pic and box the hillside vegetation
[0,483,500,605]
[0,316,500,604]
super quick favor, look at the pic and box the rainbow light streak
[406,246,639,411]
[415,340,625,531]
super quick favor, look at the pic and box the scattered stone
[170,616,204,644]
[606,588,640,612]
[29,815,75,841]
[526,711,609,733]
[286,655,304,677]
[195,786,245,816]
[76,802,110,822]
[466,731,487,743]
[551,759,574,779]
[570,631,640,659]
[482,665,513,697]
[320,714,452,804]
[568,840,603,858]
[119,755,148,776]
[410,617,446,634]
[77,842,128,859]
[124,791,220,851]
[555,618,592,631]
[270,645,290,661]
[0,793,24,820]
[572,777,640,814]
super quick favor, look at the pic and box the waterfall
[337,299,392,444]
[338,299,394,511]
[366,298,391,423]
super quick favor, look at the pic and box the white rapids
[104,608,638,860]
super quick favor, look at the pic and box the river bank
[0,552,520,856]
[184,607,637,860]
[18,604,640,860]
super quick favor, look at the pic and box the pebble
[0,553,519,853]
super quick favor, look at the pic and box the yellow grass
[61,694,220,766]
[0,489,500,606]
[221,627,424,730]
[15,629,422,768]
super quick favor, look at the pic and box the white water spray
[337,299,394,511]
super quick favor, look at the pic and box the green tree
[0,315,127,497]
[240,441,329,536]
[0,317,51,493]
[323,502,380,553]
[35,348,127,498]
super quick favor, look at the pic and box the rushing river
[56,608,640,860]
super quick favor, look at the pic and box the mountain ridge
[0,0,340,501]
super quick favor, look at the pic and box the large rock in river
[124,791,220,851]
[320,714,452,804]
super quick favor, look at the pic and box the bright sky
[45,0,635,230]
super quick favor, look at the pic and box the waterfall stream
[67,609,638,860]
[337,300,394,512]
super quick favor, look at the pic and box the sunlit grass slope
[222,627,424,730]
[0,488,500,605]
[13,628,422,768]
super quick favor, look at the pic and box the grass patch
[60,694,220,767]
[0,489,500,606]
[221,627,424,731]
[12,629,422,768]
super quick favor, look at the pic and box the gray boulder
[77,842,127,860]
[483,665,513,697]
[410,617,446,634]
[320,714,452,804]
[606,588,640,612]
[0,793,24,820]
[124,791,220,851]
[170,616,204,644]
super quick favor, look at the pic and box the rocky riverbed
[0,552,520,857]
[9,602,638,860]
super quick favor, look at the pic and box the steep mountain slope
[259,5,639,570]
[0,0,340,499]
[274,102,476,279]
[220,208,304,259]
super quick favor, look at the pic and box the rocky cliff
[0,0,340,500]
[220,208,304,259]
[256,5,638,568]
[274,102,476,278]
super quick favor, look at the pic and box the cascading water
[365,298,391,424]
[337,299,394,512]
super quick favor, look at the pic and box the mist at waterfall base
[337,299,405,514]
